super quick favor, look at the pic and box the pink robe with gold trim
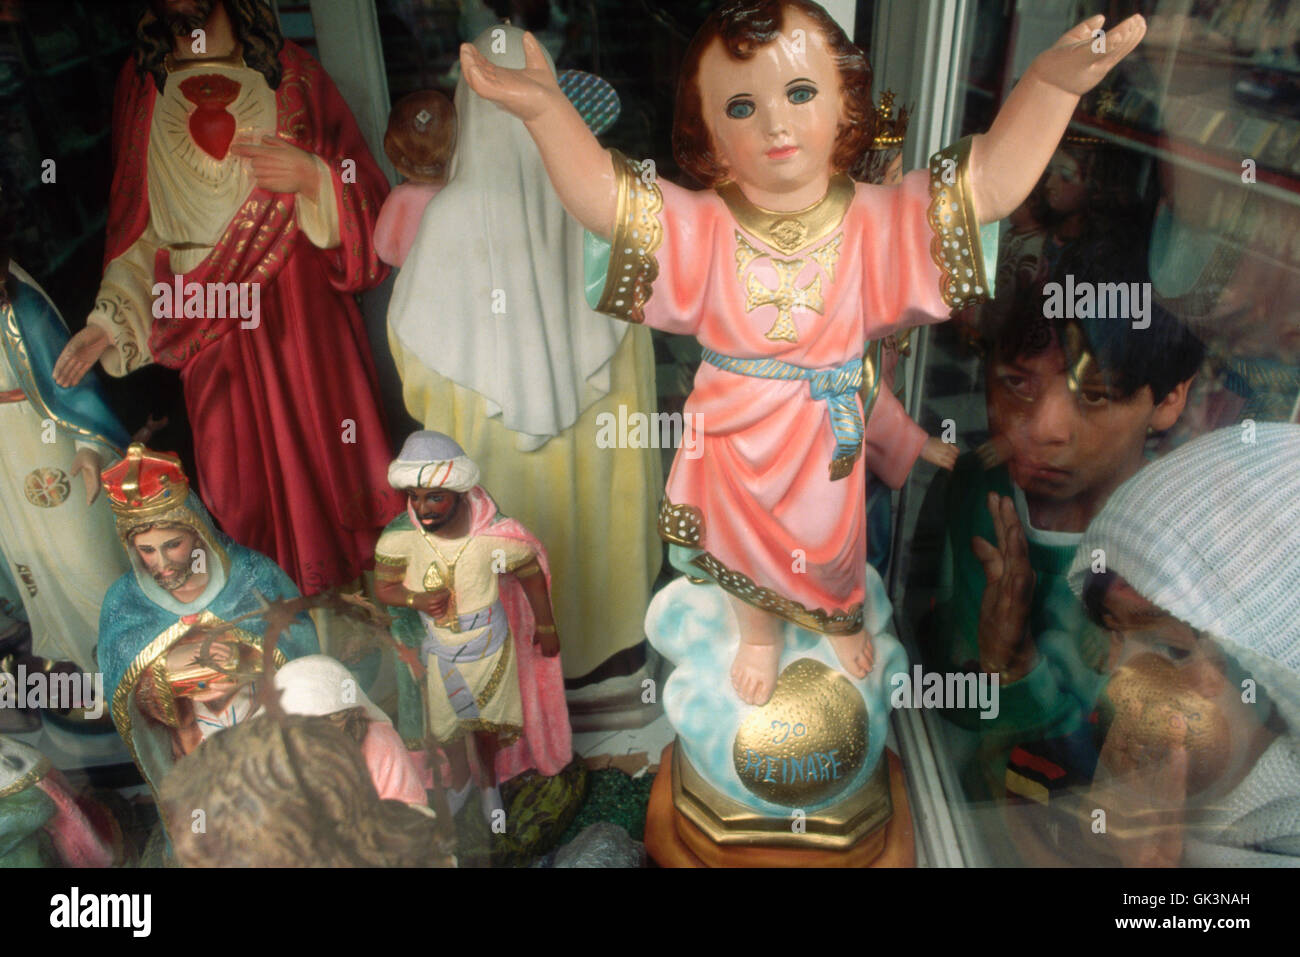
[606,164,966,630]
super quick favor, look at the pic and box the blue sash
[420,600,509,722]
[700,348,864,478]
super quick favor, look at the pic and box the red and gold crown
[870,90,910,151]
[102,443,190,521]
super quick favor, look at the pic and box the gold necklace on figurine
[417,527,471,633]
[164,43,246,75]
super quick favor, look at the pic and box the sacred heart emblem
[180,74,242,160]
[24,467,70,508]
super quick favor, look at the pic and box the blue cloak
[2,271,130,454]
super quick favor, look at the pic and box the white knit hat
[1069,423,1300,726]
[387,431,480,492]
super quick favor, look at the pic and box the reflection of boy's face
[1044,150,1086,215]
[987,335,1183,512]
[1096,576,1266,798]
[698,9,841,204]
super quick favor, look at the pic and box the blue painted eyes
[724,86,817,120]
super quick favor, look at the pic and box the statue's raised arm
[970,13,1146,224]
[460,31,618,239]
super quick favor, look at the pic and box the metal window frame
[873,0,991,869]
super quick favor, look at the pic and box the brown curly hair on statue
[672,0,875,188]
[159,714,450,867]
[134,0,285,93]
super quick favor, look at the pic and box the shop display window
[1,0,1296,875]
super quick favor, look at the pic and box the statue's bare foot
[828,631,874,679]
[730,641,782,705]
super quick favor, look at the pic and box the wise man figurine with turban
[375,432,572,819]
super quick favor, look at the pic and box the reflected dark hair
[135,0,284,93]
[985,240,1205,404]
[673,0,874,187]
[1081,568,1116,628]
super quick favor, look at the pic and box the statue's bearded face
[132,526,202,591]
[406,488,460,532]
[150,0,219,37]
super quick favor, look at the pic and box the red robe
[103,43,403,592]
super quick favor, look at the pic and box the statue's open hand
[70,448,103,505]
[1031,13,1147,97]
[53,324,110,388]
[460,31,561,122]
[920,436,959,471]
[231,135,322,195]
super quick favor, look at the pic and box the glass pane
[895,0,1300,867]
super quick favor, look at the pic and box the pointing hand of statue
[70,448,103,506]
[53,324,109,388]
[459,32,562,123]
[230,135,323,196]
[1030,13,1147,97]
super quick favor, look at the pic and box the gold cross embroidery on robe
[735,232,841,343]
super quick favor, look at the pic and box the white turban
[387,430,481,492]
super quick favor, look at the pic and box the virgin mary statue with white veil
[385,24,661,682]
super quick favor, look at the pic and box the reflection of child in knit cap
[374,90,456,268]
[1069,423,1300,866]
